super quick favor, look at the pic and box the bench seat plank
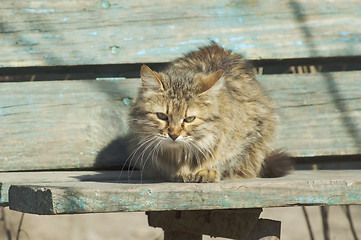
[1,71,360,171]
[1,0,360,67]
[0,171,125,206]
[8,170,361,215]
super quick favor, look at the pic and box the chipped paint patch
[122,97,131,106]
[229,37,245,42]
[101,0,111,9]
[110,46,120,55]
[170,46,180,52]
[179,39,205,45]
[235,43,254,49]
[22,8,55,13]
[137,50,146,55]
[339,31,349,36]
[29,50,41,54]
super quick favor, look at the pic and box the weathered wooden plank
[0,171,130,206]
[1,71,360,171]
[0,79,136,171]
[260,72,361,157]
[8,170,361,215]
[1,0,360,67]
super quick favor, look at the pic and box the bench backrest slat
[1,71,360,171]
[1,0,360,68]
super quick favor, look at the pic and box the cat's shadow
[73,172,166,184]
[73,135,167,184]
[94,135,130,171]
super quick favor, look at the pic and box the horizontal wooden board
[259,72,361,157]
[0,79,135,171]
[8,170,361,214]
[1,71,360,171]
[0,171,127,206]
[1,0,360,67]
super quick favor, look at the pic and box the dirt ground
[1,205,360,240]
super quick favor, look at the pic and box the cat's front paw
[194,169,220,183]
[174,174,193,183]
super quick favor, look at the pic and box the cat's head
[130,65,224,149]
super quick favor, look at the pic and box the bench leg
[164,230,202,240]
[147,209,280,240]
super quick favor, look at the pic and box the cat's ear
[140,65,164,91]
[197,70,224,93]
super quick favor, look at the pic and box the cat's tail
[260,150,294,178]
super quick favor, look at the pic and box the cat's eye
[183,116,196,123]
[156,112,168,121]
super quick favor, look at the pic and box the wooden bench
[1,0,361,239]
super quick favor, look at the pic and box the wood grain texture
[1,0,360,67]
[1,71,360,171]
[0,79,136,171]
[0,171,127,206]
[8,170,361,215]
[260,72,361,157]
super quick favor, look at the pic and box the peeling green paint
[101,0,111,9]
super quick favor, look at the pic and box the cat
[126,43,292,182]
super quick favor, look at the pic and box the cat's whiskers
[147,137,165,177]
[119,135,154,181]
[179,138,204,165]
[131,130,157,135]
[196,140,216,162]
[140,137,163,181]
[120,135,158,181]
[189,139,214,164]
[131,135,159,179]
[197,135,217,157]
[120,135,152,172]
[191,143,208,165]
[127,133,152,143]
[184,141,202,166]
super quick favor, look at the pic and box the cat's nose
[168,133,179,141]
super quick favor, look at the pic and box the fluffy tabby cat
[127,43,291,182]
